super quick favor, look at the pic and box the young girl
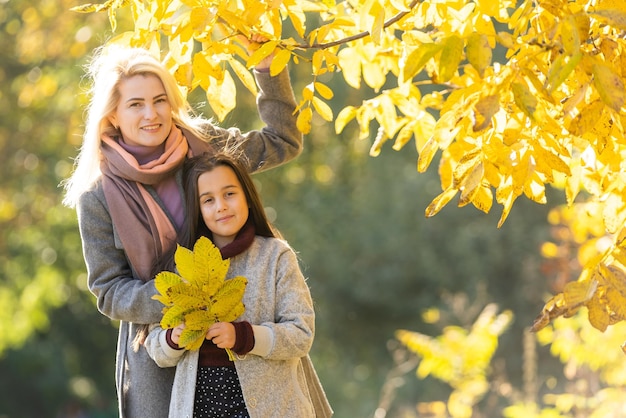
[144,152,333,418]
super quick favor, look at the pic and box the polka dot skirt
[193,366,250,418]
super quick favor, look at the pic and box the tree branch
[294,0,422,50]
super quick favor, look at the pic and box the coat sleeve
[76,186,163,324]
[144,324,186,368]
[209,68,303,173]
[251,243,316,360]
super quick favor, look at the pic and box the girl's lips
[216,215,233,223]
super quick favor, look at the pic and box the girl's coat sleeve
[238,238,315,361]
[144,325,186,368]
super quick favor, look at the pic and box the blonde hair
[62,45,212,207]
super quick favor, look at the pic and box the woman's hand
[242,33,274,71]
[206,322,236,349]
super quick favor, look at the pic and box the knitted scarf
[100,125,213,282]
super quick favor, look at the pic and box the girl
[145,153,333,417]
[64,36,302,418]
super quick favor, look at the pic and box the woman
[145,152,333,417]
[63,37,302,418]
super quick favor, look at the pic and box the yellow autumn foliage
[73,0,626,334]
[152,236,247,352]
[397,304,513,418]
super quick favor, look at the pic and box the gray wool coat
[76,69,304,418]
[145,237,333,418]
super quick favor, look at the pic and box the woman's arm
[210,67,303,173]
[77,186,163,324]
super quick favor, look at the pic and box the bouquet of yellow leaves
[152,236,248,354]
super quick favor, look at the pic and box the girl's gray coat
[77,69,305,418]
[145,237,333,418]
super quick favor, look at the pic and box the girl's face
[109,74,173,147]
[197,165,249,249]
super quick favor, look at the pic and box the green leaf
[179,328,207,351]
[466,33,492,78]
[438,35,463,82]
[512,82,537,119]
[546,52,582,93]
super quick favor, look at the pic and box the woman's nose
[143,104,157,119]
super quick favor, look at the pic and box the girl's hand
[206,322,236,349]
[171,323,185,345]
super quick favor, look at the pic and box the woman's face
[109,74,173,147]
[197,165,249,249]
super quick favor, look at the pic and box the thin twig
[295,0,422,50]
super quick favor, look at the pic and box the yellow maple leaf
[152,236,248,353]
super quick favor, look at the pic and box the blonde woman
[63,37,302,418]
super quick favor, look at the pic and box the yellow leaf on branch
[472,94,499,132]
[296,107,313,135]
[270,48,291,76]
[593,63,625,112]
[312,96,334,122]
[563,278,598,306]
[438,35,463,83]
[206,71,237,121]
[466,33,492,78]
[587,292,610,332]
[511,82,537,119]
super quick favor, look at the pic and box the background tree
[0,1,120,416]
[72,0,626,335]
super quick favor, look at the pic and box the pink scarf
[100,126,212,281]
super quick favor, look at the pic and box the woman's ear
[107,115,118,129]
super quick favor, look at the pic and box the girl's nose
[216,198,228,211]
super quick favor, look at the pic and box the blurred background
[2,1,618,417]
